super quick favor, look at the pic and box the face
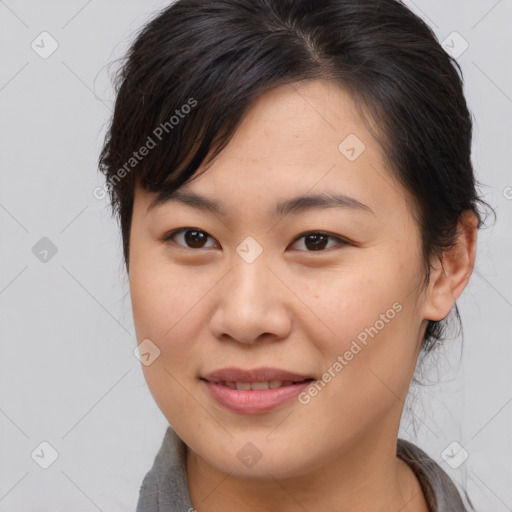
[129,79,432,480]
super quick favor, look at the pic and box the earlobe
[423,210,478,322]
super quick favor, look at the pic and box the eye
[163,228,219,249]
[163,228,349,252]
[289,231,348,252]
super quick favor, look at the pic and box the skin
[128,79,478,512]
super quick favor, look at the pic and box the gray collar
[136,426,193,512]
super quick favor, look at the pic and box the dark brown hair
[99,0,491,354]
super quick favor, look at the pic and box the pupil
[306,234,327,251]
[185,230,206,248]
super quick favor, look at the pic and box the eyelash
[162,228,350,252]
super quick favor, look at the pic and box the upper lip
[201,367,314,383]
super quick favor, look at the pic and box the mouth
[201,379,314,390]
[201,366,315,383]
[199,367,316,414]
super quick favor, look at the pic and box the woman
[99,0,490,510]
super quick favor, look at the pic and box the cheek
[129,259,207,423]
[129,252,219,384]
[302,253,421,401]
[130,244,199,339]
[303,259,408,347]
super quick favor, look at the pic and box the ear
[423,210,479,322]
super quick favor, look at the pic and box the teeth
[250,381,270,390]
[219,380,302,390]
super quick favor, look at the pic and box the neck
[186,418,429,512]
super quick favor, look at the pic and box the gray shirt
[136,426,472,512]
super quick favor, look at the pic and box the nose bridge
[227,234,273,304]
[210,243,291,344]
[230,249,269,306]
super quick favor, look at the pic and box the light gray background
[0,0,511,510]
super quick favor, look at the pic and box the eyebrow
[147,189,375,217]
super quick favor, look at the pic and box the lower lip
[201,379,312,414]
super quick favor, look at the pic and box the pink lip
[202,380,312,414]
[200,366,314,414]
[202,366,313,383]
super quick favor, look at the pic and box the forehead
[136,79,409,223]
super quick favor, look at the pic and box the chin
[190,434,314,481]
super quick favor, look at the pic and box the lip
[202,366,313,383]
[200,366,315,415]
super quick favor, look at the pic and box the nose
[209,251,292,345]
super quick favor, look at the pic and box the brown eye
[164,228,218,249]
[290,231,347,252]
